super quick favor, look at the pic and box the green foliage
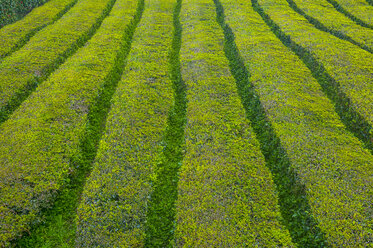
[0,0,372,246]
[0,0,139,245]
[0,0,48,27]
[286,0,373,53]
[76,0,178,246]
[255,0,373,152]
[244,0,373,246]
[0,0,78,59]
[173,0,295,246]
[0,0,116,124]
[216,0,327,246]
[144,0,186,246]
[326,0,373,28]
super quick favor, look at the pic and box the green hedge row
[0,0,140,244]
[0,0,48,27]
[174,0,294,246]
[329,0,373,28]
[231,0,373,246]
[0,0,78,59]
[137,0,185,245]
[257,0,373,148]
[288,0,373,53]
[0,0,115,123]
[76,0,174,246]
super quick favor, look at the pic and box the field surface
[0,0,372,247]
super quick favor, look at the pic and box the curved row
[0,0,48,27]
[241,0,373,246]
[0,0,139,244]
[0,0,371,246]
[287,0,373,53]
[0,0,115,124]
[257,0,373,151]
[0,0,78,59]
[143,0,187,245]
[328,0,373,28]
[76,0,174,246]
[174,0,294,246]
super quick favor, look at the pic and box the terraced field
[0,0,372,247]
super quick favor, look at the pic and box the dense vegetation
[0,0,49,27]
[0,0,372,247]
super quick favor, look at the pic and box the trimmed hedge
[239,0,373,246]
[0,0,115,124]
[0,0,78,59]
[76,0,174,246]
[174,0,295,246]
[288,0,373,53]
[0,0,139,245]
[257,0,373,149]
[329,0,373,27]
[0,0,48,27]
[143,0,186,245]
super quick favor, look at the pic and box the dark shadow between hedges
[213,0,329,246]
[14,0,145,246]
[144,0,187,246]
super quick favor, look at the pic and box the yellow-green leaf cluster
[0,0,138,244]
[229,0,373,246]
[76,0,174,246]
[332,0,373,26]
[291,0,373,50]
[0,0,114,120]
[0,0,78,59]
[174,0,294,246]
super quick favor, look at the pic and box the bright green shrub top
[258,0,373,142]
[292,0,373,49]
[224,0,373,246]
[0,0,138,244]
[76,0,174,246]
[0,0,48,27]
[0,0,113,115]
[0,0,77,58]
[174,0,295,246]
[334,0,373,25]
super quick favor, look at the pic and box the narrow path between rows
[144,0,187,245]
[0,0,79,60]
[285,0,372,54]
[15,0,145,246]
[251,0,373,155]
[0,0,117,125]
[214,0,328,246]
[326,0,373,29]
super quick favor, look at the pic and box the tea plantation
[0,0,372,247]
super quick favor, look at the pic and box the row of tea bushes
[76,0,174,245]
[174,0,295,246]
[0,0,139,244]
[0,0,78,59]
[0,0,48,27]
[0,0,115,123]
[256,0,373,151]
[288,0,373,52]
[328,0,373,27]
[223,0,373,246]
